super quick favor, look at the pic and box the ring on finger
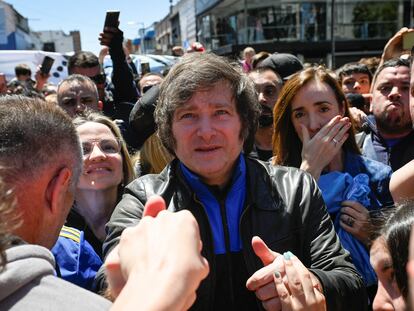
[347,217,354,227]
[332,138,338,146]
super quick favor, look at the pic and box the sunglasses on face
[89,73,106,85]
[81,139,121,157]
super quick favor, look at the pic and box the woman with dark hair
[272,66,394,301]
[370,202,414,310]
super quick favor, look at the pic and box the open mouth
[84,166,112,174]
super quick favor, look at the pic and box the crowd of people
[2,20,414,311]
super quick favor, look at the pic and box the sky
[6,0,175,54]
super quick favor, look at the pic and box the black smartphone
[141,62,151,75]
[104,11,120,29]
[40,56,54,75]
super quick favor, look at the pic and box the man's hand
[34,66,50,91]
[380,27,414,66]
[299,116,351,180]
[246,237,325,311]
[340,200,372,246]
[246,236,283,310]
[349,107,367,129]
[105,195,209,311]
[99,25,122,48]
[274,252,326,311]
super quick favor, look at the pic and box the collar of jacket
[164,157,284,213]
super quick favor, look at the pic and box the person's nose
[353,81,361,91]
[388,86,401,101]
[75,99,86,114]
[197,115,215,142]
[308,113,322,134]
[258,91,267,104]
[372,283,395,311]
[88,144,106,161]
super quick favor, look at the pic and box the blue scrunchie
[319,171,376,286]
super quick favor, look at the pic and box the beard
[375,106,413,135]
[258,105,273,128]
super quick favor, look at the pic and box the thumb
[252,236,278,266]
[143,195,166,217]
[300,124,310,145]
[104,245,125,299]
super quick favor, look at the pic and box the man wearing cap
[248,68,283,160]
[248,53,303,161]
[257,52,304,81]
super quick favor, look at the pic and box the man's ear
[98,100,103,111]
[45,167,72,215]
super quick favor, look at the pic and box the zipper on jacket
[218,198,236,309]
[192,194,216,311]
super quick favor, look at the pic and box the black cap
[257,53,303,80]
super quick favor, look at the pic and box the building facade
[155,14,172,53]
[0,1,81,53]
[0,1,35,50]
[177,0,197,49]
[34,30,81,53]
[155,0,197,54]
[194,0,409,66]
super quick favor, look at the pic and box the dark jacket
[101,157,367,311]
[356,118,414,171]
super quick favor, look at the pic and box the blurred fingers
[143,195,166,217]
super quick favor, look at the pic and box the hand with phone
[99,11,122,49]
[34,56,54,91]
[380,27,414,66]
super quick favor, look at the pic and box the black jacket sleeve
[108,29,139,104]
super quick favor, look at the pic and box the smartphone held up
[40,56,54,75]
[104,11,120,30]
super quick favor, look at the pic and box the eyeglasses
[89,73,106,85]
[81,139,121,157]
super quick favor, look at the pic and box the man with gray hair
[0,96,110,310]
[101,53,366,310]
[57,74,102,118]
